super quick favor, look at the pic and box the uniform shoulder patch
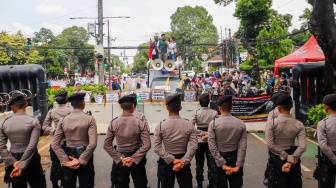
[183,118,189,121]
[110,117,118,123]
[2,116,13,128]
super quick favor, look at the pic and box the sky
[0,0,312,64]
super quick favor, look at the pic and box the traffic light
[27,38,32,49]
[104,58,107,67]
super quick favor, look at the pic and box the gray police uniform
[190,106,217,185]
[266,95,306,188]
[104,95,151,188]
[42,103,71,185]
[52,93,97,188]
[0,95,46,188]
[208,111,247,188]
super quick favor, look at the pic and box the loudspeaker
[164,60,175,71]
[151,59,163,70]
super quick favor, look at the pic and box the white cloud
[108,6,132,17]
[35,3,67,15]
[11,22,35,36]
[41,22,64,35]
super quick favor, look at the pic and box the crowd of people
[183,69,292,98]
[151,33,178,62]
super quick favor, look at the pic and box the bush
[46,84,107,109]
[306,104,328,127]
[240,61,253,70]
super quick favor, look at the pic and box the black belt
[220,150,237,157]
[120,149,139,157]
[11,149,37,160]
[172,153,186,159]
[269,146,298,163]
[197,127,208,131]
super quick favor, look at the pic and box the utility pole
[97,0,104,85]
[107,20,111,89]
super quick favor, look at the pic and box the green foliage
[291,29,311,46]
[240,61,253,70]
[240,60,273,71]
[170,6,218,68]
[33,28,55,43]
[46,84,107,109]
[299,8,312,29]
[133,42,149,73]
[0,31,43,65]
[306,104,328,126]
[256,19,293,65]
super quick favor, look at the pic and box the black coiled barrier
[0,64,48,123]
[291,62,325,123]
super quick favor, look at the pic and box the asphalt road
[35,133,318,188]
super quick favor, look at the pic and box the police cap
[68,92,86,102]
[199,93,209,101]
[271,92,285,103]
[217,95,232,106]
[118,94,136,104]
[323,94,336,105]
[275,95,292,105]
[55,91,67,98]
[8,93,26,106]
[166,94,181,105]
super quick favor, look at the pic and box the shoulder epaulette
[183,118,189,121]
[110,117,118,123]
[2,116,12,128]
[159,119,166,131]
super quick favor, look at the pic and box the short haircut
[167,100,181,113]
[327,103,336,111]
[56,97,67,104]
[76,83,81,86]
[161,34,165,36]
[133,100,137,108]
[280,103,293,111]
[172,37,175,40]
[200,98,210,107]
[121,103,133,110]
[71,100,83,109]
[12,99,26,109]
[219,102,232,111]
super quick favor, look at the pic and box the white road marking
[251,132,311,172]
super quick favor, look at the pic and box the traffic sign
[201,54,208,61]
[74,69,78,73]
[201,62,208,67]
[64,68,67,72]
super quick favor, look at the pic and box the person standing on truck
[151,36,159,60]
[158,33,169,62]
[0,93,47,188]
[42,91,72,188]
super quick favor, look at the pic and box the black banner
[231,95,272,122]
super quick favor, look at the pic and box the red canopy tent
[274,36,325,75]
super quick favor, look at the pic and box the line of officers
[1,90,336,188]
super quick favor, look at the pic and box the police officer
[0,93,46,188]
[317,94,336,188]
[154,94,198,188]
[266,95,306,188]
[263,92,285,186]
[52,92,97,188]
[42,91,71,188]
[104,94,151,188]
[190,93,217,188]
[208,95,247,188]
[130,93,148,125]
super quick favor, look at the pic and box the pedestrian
[266,94,306,188]
[0,93,47,188]
[126,76,133,90]
[42,91,72,188]
[112,79,122,91]
[154,94,198,188]
[136,76,142,89]
[52,92,97,188]
[158,33,168,62]
[168,37,177,62]
[104,95,151,188]
[151,36,159,60]
[316,94,336,187]
[74,83,82,93]
[208,95,247,188]
[190,94,218,188]
[69,76,75,86]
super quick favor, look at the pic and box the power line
[276,0,296,9]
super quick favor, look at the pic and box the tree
[291,28,311,46]
[299,8,312,29]
[308,0,336,94]
[170,6,219,70]
[33,28,55,44]
[257,19,293,64]
[217,0,272,81]
[133,42,149,73]
[0,31,43,65]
